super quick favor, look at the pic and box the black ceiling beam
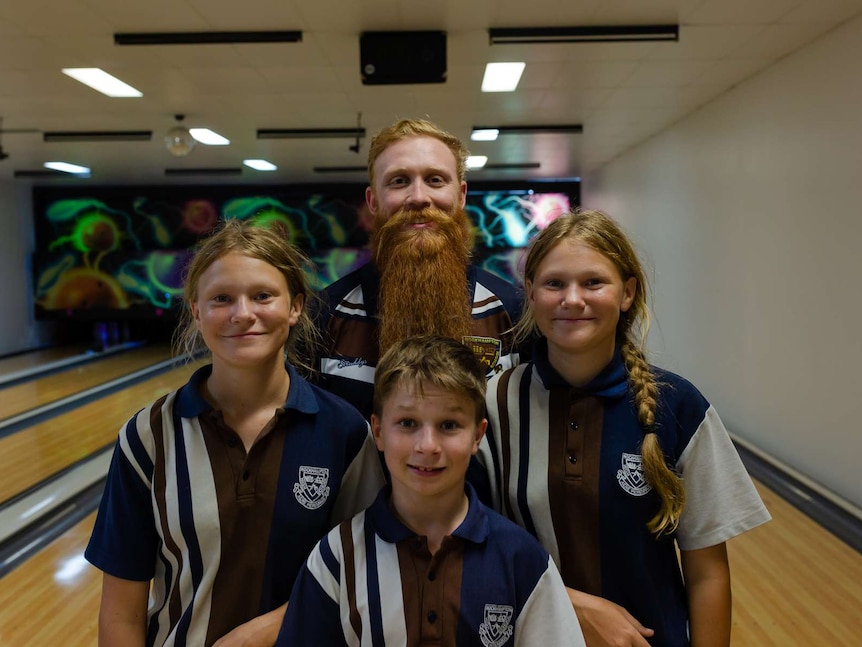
[115,31,302,46]
[44,131,152,142]
[489,25,678,44]
[258,128,366,140]
[473,125,583,135]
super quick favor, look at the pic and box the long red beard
[371,206,474,357]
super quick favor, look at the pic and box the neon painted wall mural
[32,182,577,320]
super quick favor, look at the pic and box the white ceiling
[0,0,859,185]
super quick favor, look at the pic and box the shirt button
[428,571,436,581]
[242,470,250,480]
[227,437,238,448]
[569,421,579,430]
[568,454,577,464]
[427,611,438,623]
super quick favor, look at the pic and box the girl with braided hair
[476,209,770,647]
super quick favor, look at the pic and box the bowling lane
[0,358,205,505]
[0,344,174,421]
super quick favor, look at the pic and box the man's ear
[366,186,378,216]
[458,180,467,209]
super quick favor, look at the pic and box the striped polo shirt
[477,339,770,646]
[276,484,585,646]
[85,364,386,647]
[316,262,522,419]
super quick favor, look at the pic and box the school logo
[478,604,514,647]
[293,466,331,510]
[616,452,652,496]
[463,335,503,375]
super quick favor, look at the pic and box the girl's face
[527,238,636,360]
[191,252,302,370]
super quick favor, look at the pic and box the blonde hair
[517,209,685,536]
[373,335,487,423]
[367,118,469,185]
[173,218,319,375]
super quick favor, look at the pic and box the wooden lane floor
[0,345,90,375]
[0,358,206,505]
[0,344,174,421]
[0,512,100,645]
[1,480,860,646]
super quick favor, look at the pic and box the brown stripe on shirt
[547,392,604,595]
[327,317,380,364]
[495,370,516,521]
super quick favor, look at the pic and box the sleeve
[85,414,158,581]
[276,532,349,647]
[328,421,386,526]
[514,556,586,647]
[675,405,772,551]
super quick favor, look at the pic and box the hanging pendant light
[165,114,196,157]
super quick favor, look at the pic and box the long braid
[620,338,685,536]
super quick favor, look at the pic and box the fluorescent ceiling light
[243,159,277,171]
[471,129,499,142]
[189,128,230,145]
[466,155,488,169]
[488,25,679,44]
[44,161,91,175]
[61,68,142,97]
[482,63,525,92]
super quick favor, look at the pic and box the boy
[276,335,585,646]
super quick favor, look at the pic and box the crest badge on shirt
[478,603,514,647]
[463,335,503,375]
[616,452,653,496]
[293,465,331,510]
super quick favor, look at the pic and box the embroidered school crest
[463,335,503,375]
[616,452,652,496]
[478,604,514,647]
[293,466,331,510]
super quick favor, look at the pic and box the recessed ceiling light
[243,159,277,171]
[470,129,499,141]
[189,128,230,145]
[44,161,91,175]
[61,68,142,98]
[466,155,488,169]
[481,63,525,92]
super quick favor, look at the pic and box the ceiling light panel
[243,159,277,171]
[466,155,488,169]
[470,129,499,141]
[481,63,525,92]
[61,68,142,97]
[44,161,91,175]
[189,129,230,145]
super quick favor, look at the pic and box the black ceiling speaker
[360,31,446,85]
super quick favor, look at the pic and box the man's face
[366,135,467,224]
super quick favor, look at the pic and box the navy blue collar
[175,363,320,418]
[532,337,629,399]
[368,482,489,546]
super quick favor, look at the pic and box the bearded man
[316,118,522,418]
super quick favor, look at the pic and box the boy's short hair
[373,335,486,423]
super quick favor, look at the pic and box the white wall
[0,182,54,355]
[583,15,862,509]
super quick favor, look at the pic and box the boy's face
[371,380,486,506]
